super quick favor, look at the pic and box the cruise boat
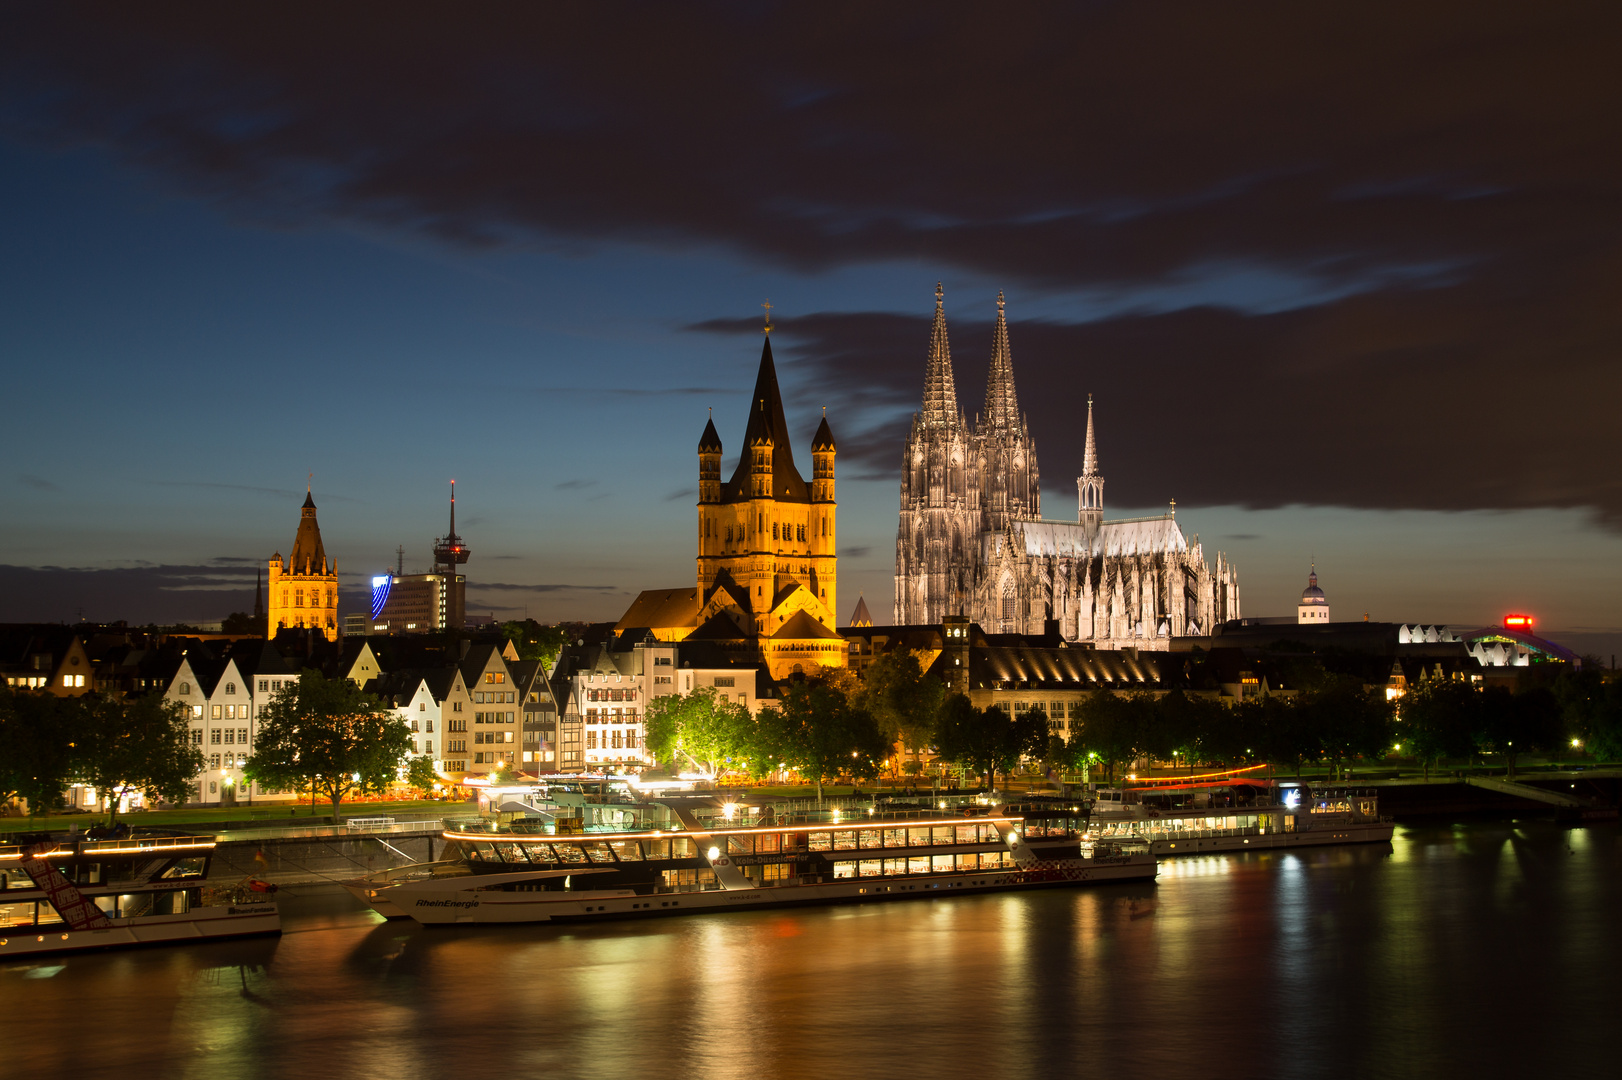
[1089,773,1395,855]
[0,832,281,957]
[372,797,1155,926]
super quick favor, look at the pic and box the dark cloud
[841,546,873,560]
[0,562,258,624]
[4,4,1616,292]
[146,481,365,504]
[664,487,698,502]
[554,479,598,491]
[4,4,1620,518]
[467,582,619,593]
[699,302,1622,524]
[18,474,59,491]
[541,387,737,398]
[1225,535,1263,542]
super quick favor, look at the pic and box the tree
[1245,695,1316,780]
[221,610,267,636]
[858,649,946,764]
[1477,685,1562,779]
[995,706,1050,787]
[1555,662,1622,762]
[1302,676,1394,779]
[766,683,888,804]
[245,670,412,816]
[643,687,753,776]
[0,689,77,817]
[1400,678,1480,779]
[1069,688,1143,784]
[73,693,204,826]
[403,755,441,794]
[501,620,571,666]
[935,696,1045,790]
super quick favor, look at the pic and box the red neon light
[1503,614,1533,631]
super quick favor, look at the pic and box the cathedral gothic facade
[893,287,1240,648]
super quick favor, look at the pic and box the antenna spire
[762,299,773,335]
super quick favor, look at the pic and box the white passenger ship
[363,797,1155,926]
[0,832,280,957]
[1089,773,1395,855]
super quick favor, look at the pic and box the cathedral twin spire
[981,291,1022,433]
[918,285,1027,436]
[920,282,961,427]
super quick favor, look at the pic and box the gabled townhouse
[549,632,775,775]
[511,658,560,772]
[0,628,94,695]
[367,669,442,762]
[429,664,475,779]
[459,643,519,778]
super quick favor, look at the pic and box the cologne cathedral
[892,286,1240,648]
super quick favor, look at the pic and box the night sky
[2,3,1619,656]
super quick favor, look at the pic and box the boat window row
[829,852,1014,879]
[467,823,1012,865]
[0,888,200,928]
[1092,814,1282,839]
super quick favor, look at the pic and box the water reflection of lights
[1156,857,1234,878]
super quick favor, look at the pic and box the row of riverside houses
[4,620,781,813]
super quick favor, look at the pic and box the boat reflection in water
[354,795,1155,926]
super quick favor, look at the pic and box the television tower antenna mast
[433,480,470,573]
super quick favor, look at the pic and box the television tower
[432,480,470,630]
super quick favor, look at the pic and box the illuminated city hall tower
[268,486,339,641]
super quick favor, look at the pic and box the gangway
[1464,775,1587,808]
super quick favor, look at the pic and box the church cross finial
[762,299,772,335]
[307,472,312,493]
[935,281,943,307]
[997,290,1005,312]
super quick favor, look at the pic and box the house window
[239,728,248,744]
[426,720,434,732]
[212,705,222,719]
[210,754,220,768]
[225,683,236,695]
[714,677,735,688]
[191,731,203,746]
[419,702,426,711]
[425,741,433,755]
[258,679,269,693]
[211,731,221,745]
[224,730,234,744]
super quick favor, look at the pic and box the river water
[3,818,1617,1079]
